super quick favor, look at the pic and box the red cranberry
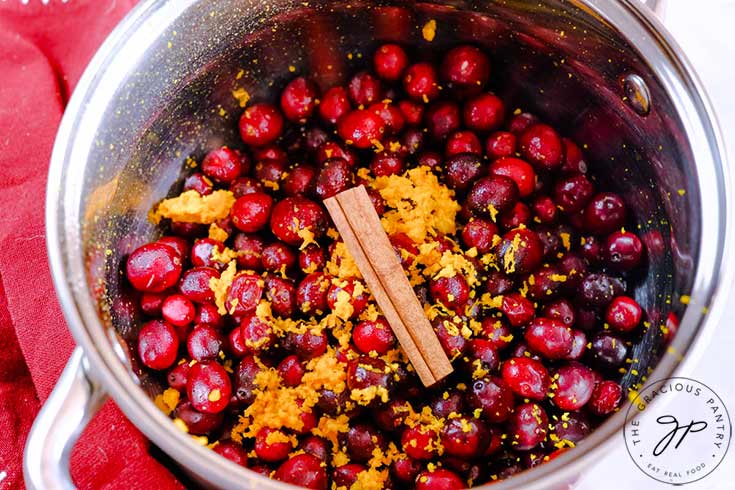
[140,292,165,316]
[265,276,296,318]
[567,329,587,360]
[178,267,218,304]
[161,294,196,327]
[509,402,548,450]
[552,362,596,410]
[319,86,351,124]
[195,303,224,329]
[429,275,470,312]
[466,175,519,217]
[274,454,327,490]
[445,130,482,156]
[183,172,214,195]
[253,144,287,164]
[401,425,437,460]
[187,324,224,361]
[201,147,246,183]
[297,272,331,316]
[327,279,369,319]
[238,314,275,353]
[444,153,483,191]
[498,228,544,275]
[254,159,287,187]
[502,356,550,400]
[542,298,575,326]
[391,457,422,483]
[591,332,628,369]
[230,192,273,233]
[461,218,498,253]
[415,469,466,490]
[239,103,284,147]
[283,164,317,197]
[433,317,469,359]
[369,101,405,134]
[233,233,265,270]
[226,272,263,316]
[189,238,226,270]
[561,138,587,173]
[281,76,319,122]
[138,320,179,370]
[289,330,328,360]
[398,99,424,125]
[127,243,182,293]
[584,192,627,235]
[605,230,644,270]
[430,391,466,419]
[374,44,408,81]
[554,173,595,214]
[499,202,531,230]
[466,376,515,423]
[187,360,232,414]
[316,141,358,168]
[270,197,327,246]
[403,62,440,102]
[519,123,563,170]
[337,109,385,149]
[228,327,248,358]
[371,152,404,177]
[416,151,441,170]
[441,45,490,92]
[401,128,425,155]
[499,292,535,327]
[425,100,461,140]
[333,464,366,488]
[485,131,516,160]
[508,112,539,134]
[212,440,248,466]
[532,195,557,223]
[441,416,489,459]
[489,157,536,198]
[300,436,330,461]
[261,242,297,273]
[353,318,396,355]
[463,93,503,133]
[277,355,305,387]
[169,221,206,238]
[299,244,327,273]
[347,357,392,395]
[524,318,573,360]
[348,71,383,106]
[173,400,224,435]
[606,296,642,332]
[254,427,292,462]
[156,236,190,261]
[589,380,623,415]
[315,157,353,199]
[578,273,626,307]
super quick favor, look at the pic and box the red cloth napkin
[0,1,184,488]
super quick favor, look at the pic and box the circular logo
[624,377,731,485]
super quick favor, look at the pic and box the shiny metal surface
[31,0,728,489]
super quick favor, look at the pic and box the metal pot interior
[58,0,714,487]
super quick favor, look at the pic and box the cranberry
[230,192,273,233]
[370,152,404,177]
[140,292,165,316]
[297,272,331,316]
[531,196,557,224]
[270,197,327,246]
[265,276,296,318]
[137,320,179,370]
[238,314,275,353]
[201,147,246,183]
[441,45,490,92]
[445,130,482,157]
[327,279,369,319]
[347,357,392,395]
[416,151,441,170]
[348,71,383,106]
[519,123,563,170]
[466,376,515,423]
[126,243,182,293]
[274,454,327,490]
[254,158,287,186]
[281,77,319,122]
[195,302,224,329]
[425,100,461,140]
[161,294,196,327]
[261,242,296,273]
[463,93,504,133]
[319,86,351,124]
[486,131,516,160]
[429,275,470,312]
[567,329,587,360]
[277,355,305,387]
[253,144,287,164]
[606,296,642,332]
[444,153,483,191]
[401,128,425,155]
[173,400,224,435]
[300,436,330,461]
[337,109,385,149]
[542,299,575,326]
[580,235,603,264]
[584,192,627,235]
[233,233,265,270]
[461,218,498,253]
[489,157,536,197]
[374,44,408,81]
[370,102,405,135]
[502,356,550,400]
[433,316,469,359]
[552,362,596,411]
[282,164,317,197]
[239,103,284,147]
[289,330,328,360]
[353,318,396,354]
[398,99,425,125]
[401,425,437,460]
[391,457,422,483]
[226,272,263,316]
[254,427,292,462]
[430,391,466,419]
[403,62,440,102]
[524,318,573,360]
[183,172,214,195]
[591,332,628,369]
[299,244,327,273]
[187,324,224,360]
[466,175,519,217]
[345,423,386,463]
[189,238,224,270]
[589,380,623,415]
[415,469,466,490]
[498,228,544,275]
[499,292,535,327]
[178,267,218,304]
[156,236,190,261]
[315,157,353,199]
[508,112,539,134]
[316,141,358,168]
[554,174,595,214]
[499,202,532,230]
[230,176,263,198]
[232,355,260,405]
[578,273,626,307]
[509,402,548,451]
[187,360,232,414]
[333,464,366,488]
[560,137,587,173]
[605,231,644,270]
[212,440,248,466]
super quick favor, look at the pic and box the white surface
[577,1,735,489]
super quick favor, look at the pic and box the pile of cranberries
[124,42,649,489]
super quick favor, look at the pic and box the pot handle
[24,347,108,490]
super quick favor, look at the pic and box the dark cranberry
[508,112,539,134]
[333,464,366,488]
[348,71,383,106]
[501,357,550,400]
[499,202,531,230]
[489,157,536,198]
[202,147,246,183]
[509,402,548,451]
[233,355,260,405]
[519,123,563,171]
[606,296,642,332]
[415,469,465,490]
[126,243,182,293]
[466,175,519,217]
[542,299,575,327]
[187,324,224,361]
[195,302,224,329]
[441,45,490,92]
[319,86,351,124]
[187,360,232,414]
[464,93,504,132]
[554,174,595,214]
[265,276,296,318]
[261,242,297,273]
[561,137,587,173]
[461,218,498,253]
[345,423,386,463]
[274,454,327,490]
[400,127,425,155]
[391,457,422,484]
[316,141,358,168]
[353,318,396,355]
[230,192,273,233]
[532,195,558,223]
[138,320,179,370]
[229,176,263,198]
[233,233,265,270]
[300,436,330,461]
[401,425,437,460]
[589,380,623,415]
[254,159,288,187]
[403,62,440,102]
[239,103,284,147]
[552,362,596,411]
[283,164,317,197]
[270,197,327,246]
[374,398,410,432]
[432,316,469,359]
[485,131,517,160]
[429,275,470,312]
[466,376,515,423]
[430,391,466,418]
[374,43,408,81]
[498,228,544,275]
[212,441,248,466]
[173,400,224,435]
[161,294,195,327]
[499,292,535,327]
[281,76,319,122]
[580,235,603,264]
[183,172,213,195]
[226,272,263,316]
[446,130,482,156]
[466,339,499,375]
[178,267,218,304]
[253,144,287,164]
[289,330,328,360]
[327,278,369,319]
[441,416,489,459]
[578,273,626,307]
[425,100,461,140]
[337,109,385,149]
[417,151,442,169]
[369,101,405,134]
[371,152,405,177]
[297,272,331,316]
[140,292,165,316]
[299,244,327,274]
[525,266,566,301]
[169,221,206,238]
[484,271,516,296]
[584,192,627,235]
[444,153,483,191]
[591,332,628,369]
[605,231,644,270]
[398,99,425,125]
[167,363,190,392]
[524,318,573,360]
[304,127,329,153]
[347,357,392,396]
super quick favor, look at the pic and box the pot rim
[45,0,731,488]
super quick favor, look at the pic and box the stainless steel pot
[25,0,729,489]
